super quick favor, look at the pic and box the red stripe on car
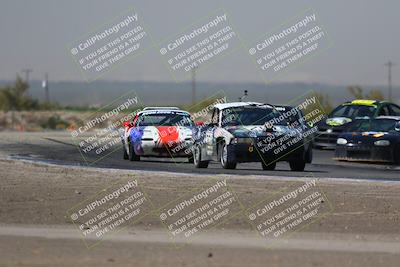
[157,126,179,144]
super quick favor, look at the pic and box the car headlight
[336,138,348,145]
[374,140,390,146]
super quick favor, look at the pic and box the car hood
[224,125,295,137]
[339,131,399,144]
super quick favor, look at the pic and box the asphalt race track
[1,131,399,181]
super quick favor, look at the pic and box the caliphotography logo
[68,90,144,165]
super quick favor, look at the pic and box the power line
[191,66,198,105]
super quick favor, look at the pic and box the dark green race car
[315,99,400,149]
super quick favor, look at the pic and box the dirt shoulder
[1,158,399,235]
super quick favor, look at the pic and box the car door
[203,108,219,160]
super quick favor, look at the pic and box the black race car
[334,116,400,164]
[315,100,400,149]
[191,102,313,171]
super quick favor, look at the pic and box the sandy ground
[0,157,399,266]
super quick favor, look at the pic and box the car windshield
[329,104,375,119]
[136,112,193,127]
[221,106,288,126]
[347,119,398,132]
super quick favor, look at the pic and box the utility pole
[42,73,49,103]
[191,66,198,105]
[21,68,33,85]
[384,61,395,101]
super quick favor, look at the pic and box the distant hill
[0,80,398,107]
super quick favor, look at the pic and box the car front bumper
[334,145,395,163]
[139,140,193,157]
[229,140,305,163]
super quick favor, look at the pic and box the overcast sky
[1,0,399,86]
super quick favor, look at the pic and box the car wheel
[305,146,313,163]
[313,144,322,150]
[188,156,194,163]
[261,161,276,170]
[394,144,400,165]
[128,139,140,161]
[220,142,236,169]
[289,159,306,171]
[193,145,209,168]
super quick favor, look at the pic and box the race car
[314,99,400,149]
[191,102,313,171]
[334,116,400,163]
[121,107,195,162]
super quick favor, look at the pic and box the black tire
[220,142,236,169]
[188,156,194,163]
[262,161,276,170]
[123,145,129,160]
[128,139,140,161]
[193,144,209,168]
[394,144,400,165]
[289,159,306,171]
[313,144,322,150]
[305,145,313,163]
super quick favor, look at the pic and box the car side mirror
[195,121,204,126]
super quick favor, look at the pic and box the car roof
[342,99,379,106]
[341,99,398,107]
[142,107,181,111]
[214,102,274,110]
[138,107,189,115]
[273,104,293,110]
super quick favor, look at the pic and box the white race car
[122,107,195,162]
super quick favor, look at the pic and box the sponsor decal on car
[325,117,352,126]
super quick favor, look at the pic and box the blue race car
[334,116,400,164]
